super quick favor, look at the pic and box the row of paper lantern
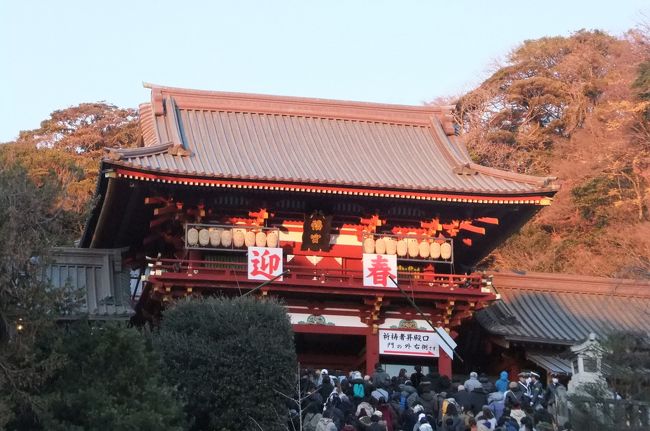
[186,227,279,248]
[363,237,452,260]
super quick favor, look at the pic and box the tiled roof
[476,272,650,345]
[106,84,559,197]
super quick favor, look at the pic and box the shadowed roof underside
[106,84,559,196]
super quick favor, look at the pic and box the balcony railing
[145,257,488,294]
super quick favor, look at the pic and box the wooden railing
[145,257,486,292]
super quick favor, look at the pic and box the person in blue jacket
[495,371,509,393]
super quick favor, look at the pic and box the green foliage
[633,60,650,101]
[571,176,617,227]
[568,332,650,431]
[154,296,297,431]
[30,323,185,431]
[602,332,650,402]
[0,153,89,427]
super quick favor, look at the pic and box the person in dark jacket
[367,411,387,431]
[496,408,519,431]
[372,363,391,390]
[529,371,544,409]
[409,381,437,416]
[319,374,335,400]
[469,386,489,415]
[503,382,521,409]
[397,368,409,385]
[479,373,496,394]
[452,385,475,414]
[410,365,425,389]
[440,404,464,431]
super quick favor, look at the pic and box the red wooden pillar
[438,350,452,378]
[365,331,379,376]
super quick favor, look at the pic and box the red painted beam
[292,324,368,335]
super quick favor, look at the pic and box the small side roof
[104,84,559,197]
[477,271,650,345]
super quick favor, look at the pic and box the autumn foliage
[455,29,650,278]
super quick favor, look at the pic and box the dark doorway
[295,333,365,372]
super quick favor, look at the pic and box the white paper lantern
[244,230,256,247]
[396,239,407,257]
[440,242,452,260]
[209,228,222,247]
[233,229,245,247]
[221,229,233,247]
[187,228,199,246]
[407,238,419,258]
[198,229,210,246]
[255,231,267,247]
[385,237,397,255]
[363,237,375,254]
[374,237,386,254]
[430,242,441,259]
[266,231,279,248]
[419,241,430,258]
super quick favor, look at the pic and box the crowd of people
[290,364,570,431]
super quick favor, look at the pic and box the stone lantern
[567,332,606,394]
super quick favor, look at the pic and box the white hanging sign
[247,247,283,281]
[363,254,397,288]
[379,329,440,357]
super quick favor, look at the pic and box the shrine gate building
[80,84,559,376]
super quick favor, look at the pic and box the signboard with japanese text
[301,212,332,251]
[247,247,283,281]
[379,329,439,357]
[363,254,397,288]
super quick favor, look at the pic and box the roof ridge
[492,272,650,298]
[467,163,559,189]
[146,83,449,127]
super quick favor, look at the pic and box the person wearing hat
[529,371,544,409]
[517,372,532,408]
[464,371,482,392]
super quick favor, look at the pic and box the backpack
[441,397,460,415]
[353,382,365,398]
[504,421,518,431]
[400,393,408,410]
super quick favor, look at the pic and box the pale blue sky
[1,0,647,142]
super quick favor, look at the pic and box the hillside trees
[13,103,140,154]
[0,103,141,427]
[0,158,82,428]
[456,30,650,278]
